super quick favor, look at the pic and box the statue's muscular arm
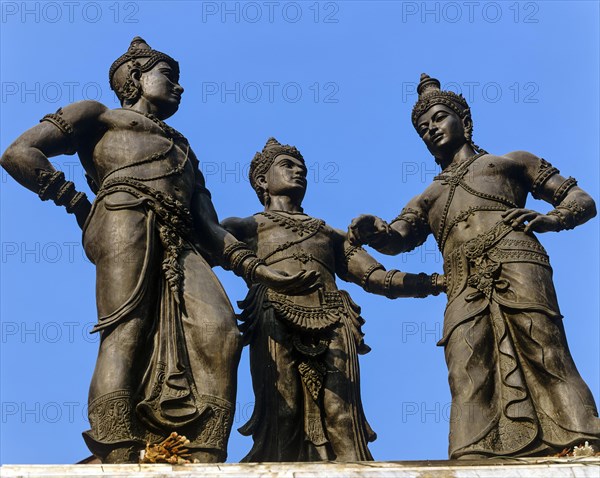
[1,100,107,192]
[502,151,597,233]
[1,100,108,227]
[335,227,443,298]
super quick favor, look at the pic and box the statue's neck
[265,195,304,214]
[124,99,168,120]
[439,143,477,170]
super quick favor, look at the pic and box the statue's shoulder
[503,150,542,166]
[504,150,540,160]
[501,150,544,176]
[59,100,109,117]
[222,215,258,242]
[50,100,110,127]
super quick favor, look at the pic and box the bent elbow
[587,197,597,220]
[0,144,23,172]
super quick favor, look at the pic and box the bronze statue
[222,138,445,461]
[0,38,318,464]
[349,74,600,459]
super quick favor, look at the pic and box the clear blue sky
[1,0,598,464]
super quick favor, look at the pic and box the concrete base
[2,458,599,478]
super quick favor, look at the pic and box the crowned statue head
[109,37,180,107]
[249,137,306,206]
[412,74,482,158]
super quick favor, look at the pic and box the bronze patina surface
[349,74,600,459]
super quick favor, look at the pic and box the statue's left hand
[502,208,561,233]
[254,265,321,295]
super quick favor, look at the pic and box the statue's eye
[160,69,173,80]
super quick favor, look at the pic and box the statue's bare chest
[254,212,334,274]
[426,155,528,247]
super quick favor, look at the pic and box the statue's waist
[263,249,336,278]
[265,287,350,332]
[93,177,194,235]
[443,223,550,302]
[437,207,515,253]
[444,222,545,261]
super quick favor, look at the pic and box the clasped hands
[348,214,391,247]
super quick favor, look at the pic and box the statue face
[416,104,467,156]
[138,61,184,119]
[263,154,307,202]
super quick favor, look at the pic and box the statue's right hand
[348,214,390,246]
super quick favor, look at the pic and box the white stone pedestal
[2,458,599,478]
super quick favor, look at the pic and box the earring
[464,128,472,144]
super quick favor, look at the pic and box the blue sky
[1,0,599,464]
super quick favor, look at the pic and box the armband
[531,159,559,200]
[40,109,74,136]
[391,207,427,228]
[39,108,77,155]
[430,273,444,296]
[389,207,429,249]
[343,244,365,266]
[383,270,399,299]
[361,263,385,292]
[552,177,577,206]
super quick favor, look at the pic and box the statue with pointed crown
[348,74,600,458]
[222,137,445,462]
[0,37,319,463]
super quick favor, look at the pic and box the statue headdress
[109,37,179,104]
[411,73,470,128]
[249,137,305,205]
[411,73,484,156]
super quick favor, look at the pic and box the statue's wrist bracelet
[547,201,585,231]
[222,241,265,282]
[36,169,89,215]
[383,269,399,299]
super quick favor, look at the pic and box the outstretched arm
[1,101,106,228]
[348,194,432,255]
[502,151,596,233]
[335,230,445,298]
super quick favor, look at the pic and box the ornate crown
[411,73,470,128]
[109,37,179,92]
[249,137,305,203]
